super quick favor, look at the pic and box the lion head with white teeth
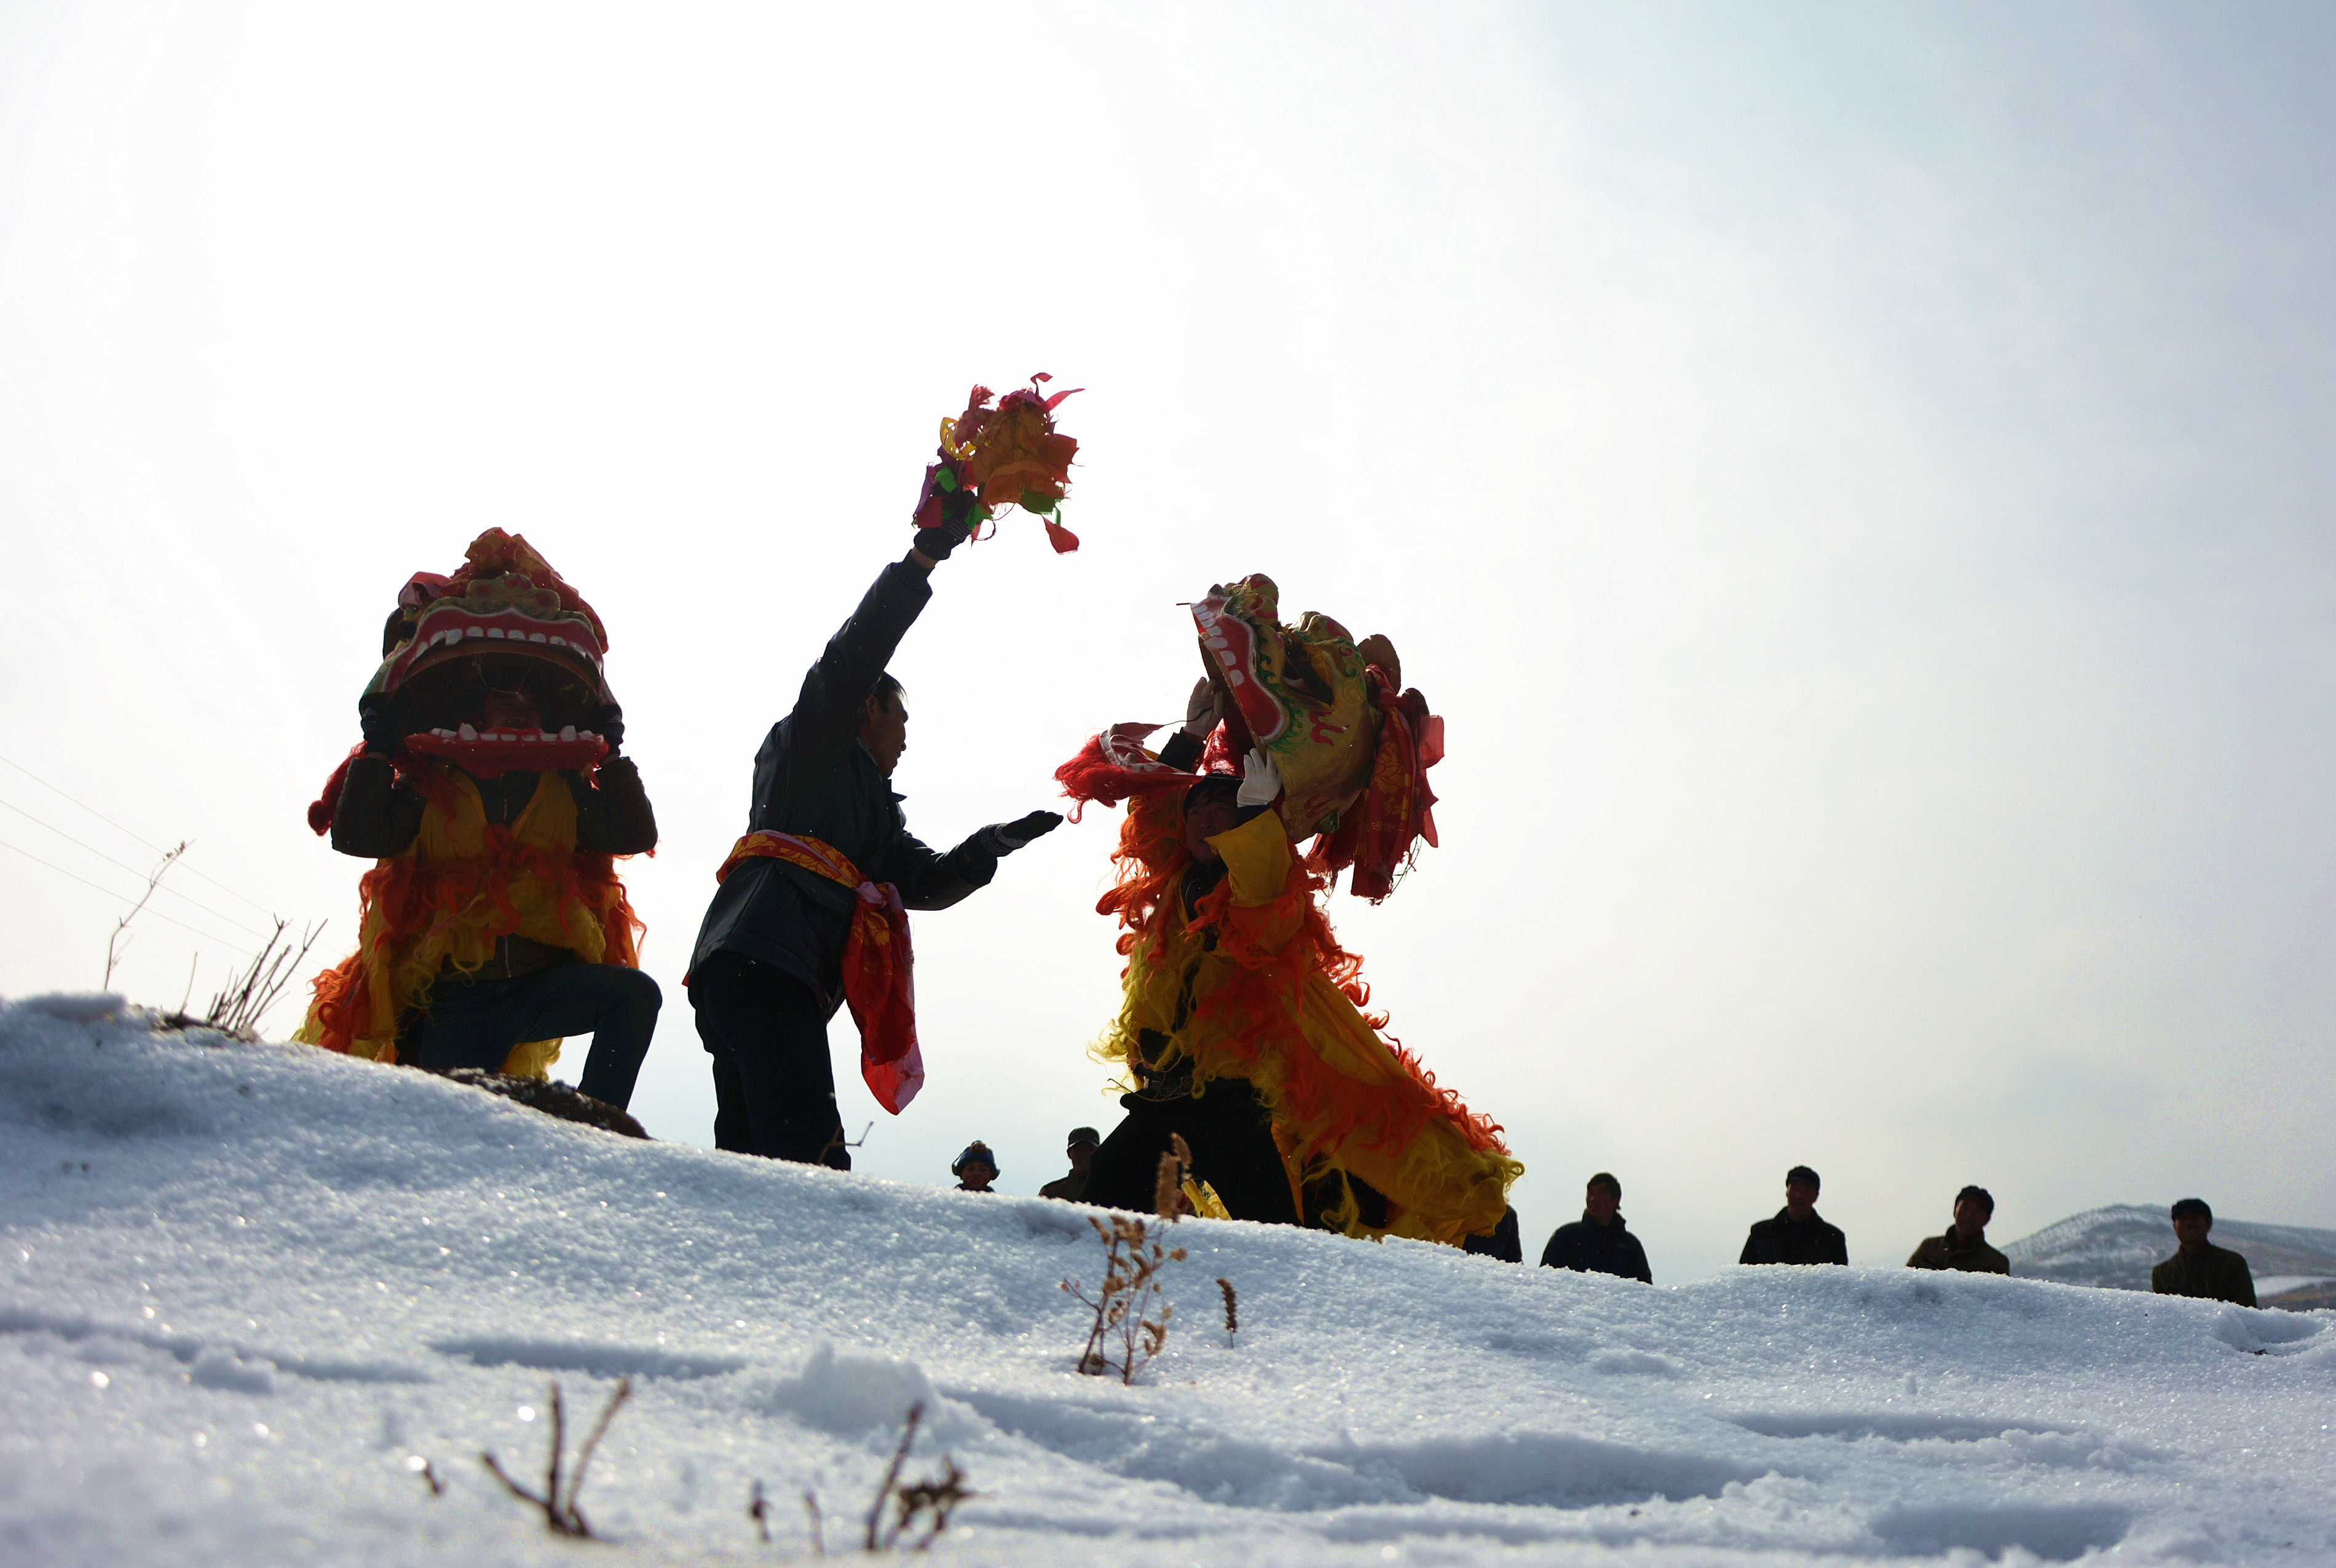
[363,529,618,776]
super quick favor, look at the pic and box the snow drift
[2,994,2332,1566]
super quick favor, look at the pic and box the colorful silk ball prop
[912,374,1083,554]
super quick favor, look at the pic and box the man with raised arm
[687,510,1061,1165]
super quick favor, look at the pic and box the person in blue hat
[951,1141,999,1193]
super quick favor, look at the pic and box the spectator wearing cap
[2150,1198,2255,1307]
[1040,1127,1102,1202]
[1539,1173,1653,1282]
[1739,1165,1849,1266]
[1906,1185,2010,1274]
[951,1141,999,1193]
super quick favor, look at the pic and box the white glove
[1236,747,1281,808]
[1182,676,1223,738]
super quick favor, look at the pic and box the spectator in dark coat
[1464,1205,1524,1263]
[1740,1165,1849,1266]
[1541,1173,1653,1282]
[2150,1197,2255,1306]
[1039,1127,1102,1202]
[687,519,1063,1166]
[1906,1184,2011,1274]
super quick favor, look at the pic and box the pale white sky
[4,2,2332,1278]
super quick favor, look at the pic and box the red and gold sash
[713,831,923,1114]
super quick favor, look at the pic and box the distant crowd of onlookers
[947,1130,2262,1309]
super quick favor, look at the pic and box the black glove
[982,810,1063,856]
[593,703,625,754]
[912,462,983,562]
[913,511,977,563]
[359,698,402,757]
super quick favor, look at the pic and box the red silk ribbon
[714,830,924,1114]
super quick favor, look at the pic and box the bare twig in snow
[802,1488,826,1556]
[1062,1213,1188,1384]
[480,1377,631,1538]
[203,917,325,1040]
[104,841,186,990]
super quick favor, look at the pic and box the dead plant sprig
[781,1402,971,1556]
[864,1402,971,1551]
[480,1377,632,1538]
[1062,1212,1188,1384]
[1153,1132,1194,1219]
[203,916,325,1039]
[103,841,186,990]
[1217,1277,1238,1342]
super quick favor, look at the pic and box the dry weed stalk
[480,1377,632,1538]
[864,1403,970,1551]
[1062,1212,1188,1384]
[103,841,186,989]
[815,1120,874,1167]
[1153,1132,1194,1219]
[1217,1277,1239,1342]
[203,916,325,1039]
[773,1401,970,1556]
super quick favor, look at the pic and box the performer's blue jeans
[401,963,661,1111]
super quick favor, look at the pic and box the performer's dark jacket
[1740,1207,1849,1266]
[1906,1227,2011,1274]
[1462,1205,1523,1263]
[332,756,658,979]
[1542,1213,1654,1282]
[687,560,998,1014]
[2150,1242,2255,1307]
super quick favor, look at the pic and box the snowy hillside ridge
[5,997,2336,1567]
[2002,1204,2336,1294]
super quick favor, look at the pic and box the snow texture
[2,994,2333,1566]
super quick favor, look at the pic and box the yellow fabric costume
[1098,800,1518,1245]
[296,763,642,1079]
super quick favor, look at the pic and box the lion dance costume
[298,530,653,1090]
[1057,575,1521,1244]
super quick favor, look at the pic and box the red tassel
[308,744,366,835]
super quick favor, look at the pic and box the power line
[0,750,278,918]
[0,836,259,959]
[0,796,272,939]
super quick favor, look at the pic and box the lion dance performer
[686,378,1075,1166]
[298,529,660,1111]
[1056,575,1521,1243]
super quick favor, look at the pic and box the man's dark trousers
[401,963,661,1109]
[1083,1081,1297,1224]
[690,953,850,1167]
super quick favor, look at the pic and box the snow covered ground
[4,996,2333,1567]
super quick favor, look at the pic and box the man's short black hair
[2170,1197,2212,1224]
[869,671,905,709]
[1786,1165,1821,1192]
[1184,772,1242,811]
[1955,1184,1994,1217]
[1586,1171,1621,1201]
